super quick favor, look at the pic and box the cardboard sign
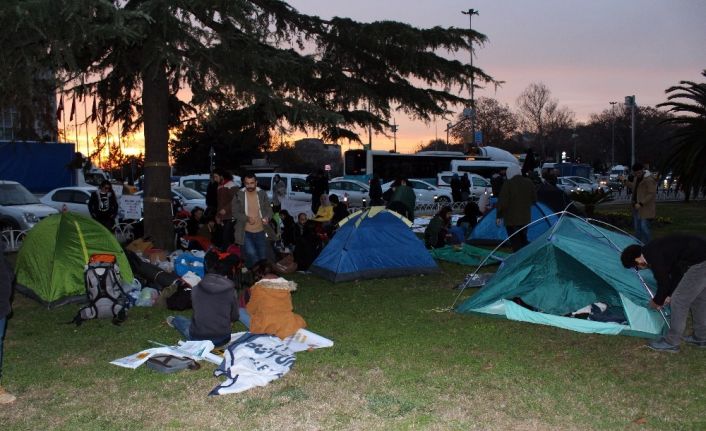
[120,195,142,220]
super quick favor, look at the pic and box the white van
[449,160,519,179]
[254,173,311,204]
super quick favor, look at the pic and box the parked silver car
[381,179,453,204]
[0,180,59,231]
[328,178,370,207]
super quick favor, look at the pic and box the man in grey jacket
[232,173,275,268]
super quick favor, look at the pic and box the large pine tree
[0,0,493,248]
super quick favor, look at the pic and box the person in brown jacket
[625,163,657,244]
[496,164,537,252]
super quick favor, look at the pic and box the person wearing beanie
[621,234,706,352]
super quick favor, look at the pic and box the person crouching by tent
[496,164,537,252]
[424,206,453,249]
[167,251,241,347]
[88,180,119,231]
[621,235,706,353]
[241,260,306,340]
[456,201,481,241]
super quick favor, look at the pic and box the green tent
[430,244,509,267]
[15,212,134,307]
[456,215,667,338]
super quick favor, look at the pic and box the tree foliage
[0,0,494,248]
[658,70,706,198]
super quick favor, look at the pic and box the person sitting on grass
[311,193,333,222]
[456,201,481,238]
[167,250,241,347]
[424,206,453,249]
[242,260,306,340]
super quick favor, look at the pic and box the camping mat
[430,244,508,267]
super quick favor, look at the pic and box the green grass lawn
[1,201,705,430]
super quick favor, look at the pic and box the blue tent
[468,202,558,244]
[310,207,439,282]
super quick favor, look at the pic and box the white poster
[120,195,142,220]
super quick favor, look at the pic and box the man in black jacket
[88,180,119,230]
[621,234,706,352]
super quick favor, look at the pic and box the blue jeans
[170,315,247,346]
[632,208,651,244]
[238,307,251,329]
[170,315,192,341]
[0,317,6,382]
[244,231,268,268]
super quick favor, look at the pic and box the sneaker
[647,338,680,353]
[684,335,706,348]
[0,386,16,404]
[166,316,175,328]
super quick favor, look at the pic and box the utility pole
[624,95,636,166]
[461,8,478,154]
[609,101,617,168]
[391,118,398,153]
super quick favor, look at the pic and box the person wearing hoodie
[167,251,240,347]
[232,172,275,268]
[496,164,537,252]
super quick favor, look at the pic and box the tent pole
[451,210,572,308]
[634,269,671,328]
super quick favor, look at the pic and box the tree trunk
[142,62,174,250]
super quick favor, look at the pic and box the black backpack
[73,254,129,325]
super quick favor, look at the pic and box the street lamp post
[461,8,478,154]
[609,101,617,168]
[624,95,636,167]
[391,118,398,153]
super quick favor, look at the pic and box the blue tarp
[0,141,75,192]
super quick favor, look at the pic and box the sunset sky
[288,0,706,153]
[61,0,706,157]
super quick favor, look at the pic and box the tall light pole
[624,95,636,166]
[391,118,398,153]
[461,8,478,154]
[609,101,617,168]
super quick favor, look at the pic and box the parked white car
[130,187,206,218]
[564,176,610,194]
[40,186,97,216]
[381,179,453,205]
[328,178,370,207]
[0,180,59,231]
[555,177,584,195]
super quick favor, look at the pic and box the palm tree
[658,70,706,201]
